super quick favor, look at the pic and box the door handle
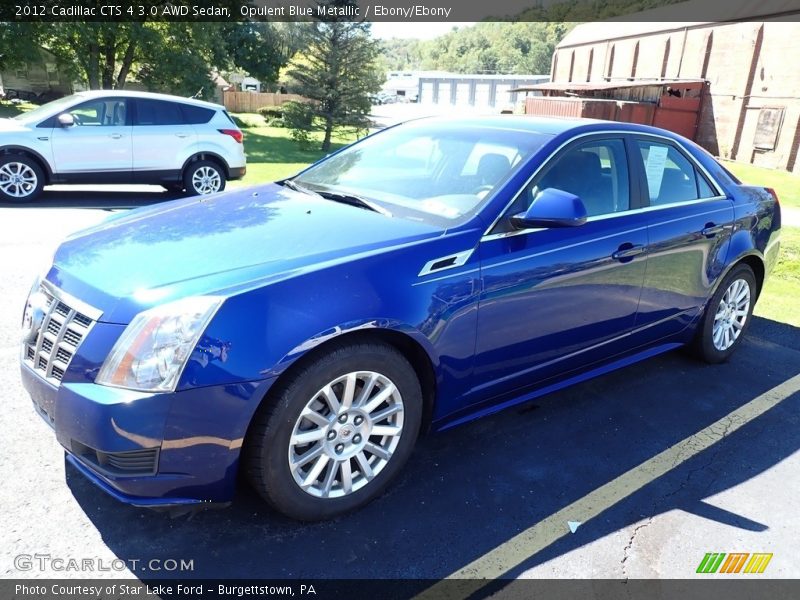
[109,133,124,139]
[701,223,729,238]
[612,243,646,262]
[175,133,189,138]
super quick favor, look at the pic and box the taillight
[218,129,243,144]
[765,187,779,205]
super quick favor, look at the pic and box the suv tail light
[218,129,243,144]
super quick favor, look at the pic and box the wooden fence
[222,91,306,113]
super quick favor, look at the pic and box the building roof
[512,79,706,93]
[557,0,800,49]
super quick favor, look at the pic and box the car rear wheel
[244,341,422,521]
[184,160,225,196]
[691,264,756,363]
[0,155,44,202]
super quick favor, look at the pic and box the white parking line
[418,372,800,599]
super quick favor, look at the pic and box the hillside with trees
[379,23,572,75]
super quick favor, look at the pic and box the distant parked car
[0,90,245,201]
[20,116,780,520]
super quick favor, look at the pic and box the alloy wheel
[191,166,221,194]
[712,278,751,351]
[288,371,405,499]
[0,162,38,198]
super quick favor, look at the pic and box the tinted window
[182,104,214,124]
[134,99,184,126]
[64,98,127,127]
[529,138,630,217]
[636,141,716,205]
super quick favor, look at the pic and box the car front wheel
[184,160,225,196]
[244,341,422,521]
[691,263,756,363]
[0,155,44,202]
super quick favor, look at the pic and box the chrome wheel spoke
[355,451,374,480]
[301,454,330,488]
[340,459,353,494]
[370,424,401,437]
[291,428,326,446]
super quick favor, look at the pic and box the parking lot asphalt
[1,192,799,589]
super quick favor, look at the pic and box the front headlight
[96,296,223,393]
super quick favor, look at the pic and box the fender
[0,144,54,179]
[181,151,231,176]
[273,318,441,377]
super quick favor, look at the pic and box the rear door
[631,135,734,341]
[50,97,132,175]
[131,99,197,174]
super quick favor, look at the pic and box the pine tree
[286,2,383,151]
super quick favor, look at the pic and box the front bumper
[22,362,273,506]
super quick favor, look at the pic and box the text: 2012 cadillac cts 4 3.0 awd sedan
[20,117,781,520]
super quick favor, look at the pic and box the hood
[0,117,30,132]
[49,184,442,323]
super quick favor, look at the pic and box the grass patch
[754,226,800,327]
[0,99,39,118]
[231,122,360,187]
[723,160,800,210]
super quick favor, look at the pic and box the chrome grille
[22,282,101,387]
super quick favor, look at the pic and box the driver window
[524,138,630,218]
[68,99,127,126]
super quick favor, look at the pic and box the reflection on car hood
[49,184,442,322]
[0,117,29,132]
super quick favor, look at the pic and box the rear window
[134,99,183,126]
[181,104,215,124]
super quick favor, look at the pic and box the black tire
[162,183,185,194]
[0,154,44,202]
[690,264,757,364]
[244,341,423,521]
[183,160,226,196]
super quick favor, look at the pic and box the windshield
[294,120,551,224]
[12,94,83,123]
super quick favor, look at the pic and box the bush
[266,116,286,128]
[230,113,266,129]
[258,106,284,119]
[282,101,316,149]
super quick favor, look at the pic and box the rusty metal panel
[653,108,699,140]
[618,102,656,126]
[524,97,584,117]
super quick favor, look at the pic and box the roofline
[73,89,222,109]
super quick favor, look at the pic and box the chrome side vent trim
[418,249,474,277]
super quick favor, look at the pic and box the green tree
[10,22,288,99]
[285,2,383,151]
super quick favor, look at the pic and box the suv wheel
[184,160,225,196]
[0,155,44,202]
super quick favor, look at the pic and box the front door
[50,97,132,175]
[471,136,648,404]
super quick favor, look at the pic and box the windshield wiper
[314,189,393,217]
[281,180,392,217]
[279,178,315,195]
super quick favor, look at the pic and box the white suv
[0,90,246,201]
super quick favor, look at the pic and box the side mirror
[57,113,74,127]
[510,187,588,229]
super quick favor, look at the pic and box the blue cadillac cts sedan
[20,117,781,520]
